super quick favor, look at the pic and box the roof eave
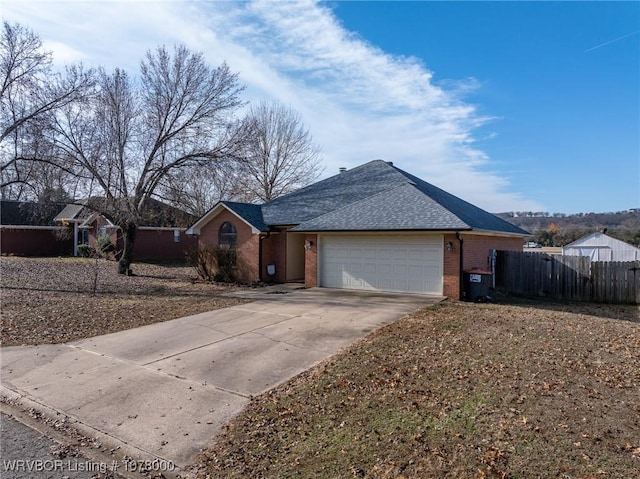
[465,228,530,238]
[290,227,474,233]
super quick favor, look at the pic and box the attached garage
[319,234,443,294]
[189,160,529,299]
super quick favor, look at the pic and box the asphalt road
[1,413,121,479]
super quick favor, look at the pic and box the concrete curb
[1,385,183,479]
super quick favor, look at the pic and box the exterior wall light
[446,241,453,251]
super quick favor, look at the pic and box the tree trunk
[118,222,137,275]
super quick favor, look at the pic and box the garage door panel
[335,249,349,259]
[393,250,407,260]
[407,249,425,261]
[393,264,408,275]
[350,263,363,275]
[408,264,425,276]
[363,248,377,259]
[378,247,393,258]
[363,263,377,274]
[320,235,443,295]
[378,263,392,275]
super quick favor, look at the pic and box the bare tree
[47,45,244,273]
[158,158,251,217]
[240,101,321,202]
[0,21,93,197]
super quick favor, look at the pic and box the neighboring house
[54,198,198,261]
[562,232,640,261]
[0,200,73,256]
[187,160,528,299]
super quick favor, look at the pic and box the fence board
[495,251,639,304]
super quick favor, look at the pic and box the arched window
[219,222,237,248]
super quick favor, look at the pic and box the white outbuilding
[562,232,640,261]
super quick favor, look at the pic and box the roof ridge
[263,160,408,207]
[221,200,258,206]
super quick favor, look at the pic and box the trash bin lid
[464,269,492,275]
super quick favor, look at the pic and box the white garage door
[320,235,443,294]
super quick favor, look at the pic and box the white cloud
[2,0,543,212]
[42,40,86,64]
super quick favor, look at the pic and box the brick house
[187,160,528,299]
[54,198,197,261]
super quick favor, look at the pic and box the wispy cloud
[2,0,543,212]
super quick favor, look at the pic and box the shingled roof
[289,184,469,232]
[188,160,528,236]
[1,200,67,226]
[222,201,268,232]
[279,160,526,235]
[261,160,408,225]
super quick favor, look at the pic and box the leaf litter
[188,300,639,479]
[0,256,248,346]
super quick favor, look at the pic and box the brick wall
[0,228,73,256]
[442,233,523,300]
[442,233,460,299]
[199,209,260,282]
[86,220,197,262]
[261,232,286,282]
[463,235,522,271]
[304,234,318,287]
[133,229,197,261]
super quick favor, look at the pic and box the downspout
[456,232,464,300]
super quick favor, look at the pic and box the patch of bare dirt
[190,300,640,479]
[0,257,248,346]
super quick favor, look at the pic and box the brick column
[443,233,461,299]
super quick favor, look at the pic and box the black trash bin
[463,269,492,302]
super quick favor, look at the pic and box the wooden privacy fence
[495,250,640,304]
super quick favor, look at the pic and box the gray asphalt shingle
[291,184,469,231]
[222,201,268,232]
[188,159,528,236]
[271,160,527,235]
[395,166,528,235]
[261,161,409,225]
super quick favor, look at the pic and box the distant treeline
[496,210,640,247]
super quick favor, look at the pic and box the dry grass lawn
[2,257,639,478]
[191,300,639,479]
[0,256,248,346]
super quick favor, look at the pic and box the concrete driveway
[1,288,440,474]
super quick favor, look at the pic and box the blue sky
[2,1,638,214]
